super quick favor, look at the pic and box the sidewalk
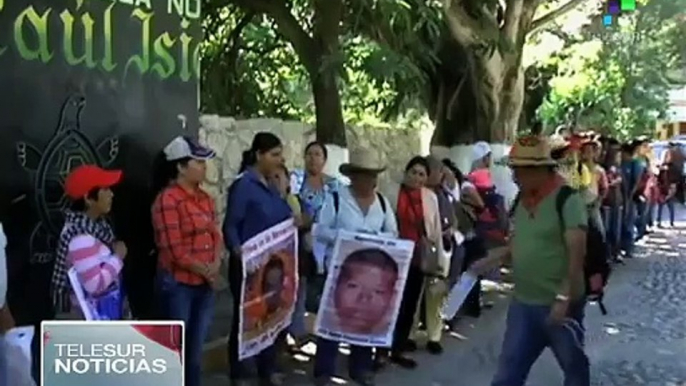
[203,225,686,386]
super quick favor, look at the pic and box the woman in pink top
[51,165,127,319]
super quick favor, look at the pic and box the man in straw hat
[471,135,590,386]
[313,148,398,386]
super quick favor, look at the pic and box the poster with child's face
[314,231,414,347]
[238,219,298,360]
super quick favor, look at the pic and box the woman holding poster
[223,132,295,386]
[312,149,398,386]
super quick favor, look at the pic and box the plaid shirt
[152,184,221,285]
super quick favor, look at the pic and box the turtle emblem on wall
[16,93,119,264]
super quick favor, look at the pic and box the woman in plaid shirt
[223,132,295,386]
[151,136,222,386]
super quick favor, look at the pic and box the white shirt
[313,186,398,272]
[0,223,7,308]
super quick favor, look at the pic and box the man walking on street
[473,135,590,386]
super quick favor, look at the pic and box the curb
[202,336,228,372]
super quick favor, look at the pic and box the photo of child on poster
[314,231,413,347]
[239,219,298,360]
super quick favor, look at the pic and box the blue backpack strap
[376,192,387,214]
[332,191,340,214]
[508,192,521,218]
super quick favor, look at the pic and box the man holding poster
[311,149,400,386]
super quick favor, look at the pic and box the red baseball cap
[64,165,123,200]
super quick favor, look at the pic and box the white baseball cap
[163,136,216,161]
[472,141,492,162]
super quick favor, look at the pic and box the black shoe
[350,373,375,386]
[390,354,418,369]
[372,355,387,372]
[426,341,443,355]
[404,339,418,352]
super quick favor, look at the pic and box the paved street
[204,222,686,386]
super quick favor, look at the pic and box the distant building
[656,86,686,140]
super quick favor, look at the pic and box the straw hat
[508,135,557,167]
[339,148,386,175]
[548,134,569,151]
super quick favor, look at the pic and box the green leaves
[537,0,686,138]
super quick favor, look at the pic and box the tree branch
[313,0,343,49]
[529,0,589,34]
[443,0,486,46]
[231,0,319,71]
[501,0,524,44]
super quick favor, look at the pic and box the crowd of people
[0,128,682,386]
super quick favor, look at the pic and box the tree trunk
[310,68,347,146]
[430,49,523,147]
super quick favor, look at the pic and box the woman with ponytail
[223,132,294,386]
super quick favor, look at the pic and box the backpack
[332,191,387,214]
[510,185,612,315]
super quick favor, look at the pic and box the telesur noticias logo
[42,321,183,385]
[53,343,168,374]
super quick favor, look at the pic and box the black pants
[390,265,425,353]
[461,238,485,317]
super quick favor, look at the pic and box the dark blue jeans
[603,205,622,255]
[621,202,637,256]
[635,199,648,238]
[159,271,215,386]
[313,338,373,379]
[491,299,590,386]
[658,198,676,225]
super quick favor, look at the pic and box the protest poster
[441,272,478,320]
[238,219,298,360]
[67,268,125,321]
[314,231,414,347]
[41,321,183,386]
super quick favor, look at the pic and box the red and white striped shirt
[67,234,123,297]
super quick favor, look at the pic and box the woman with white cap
[151,136,222,386]
[312,148,398,386]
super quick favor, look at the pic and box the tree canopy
[200,0,686,143]
[538,0,686,138]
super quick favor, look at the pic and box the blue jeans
[491,299,590,386]
[313,338,373,379]
[621,202,637,256]
[635,200,648,238]
[0,334,7,386]
[658,198,676,225]
[289,276,308,339]
[603,205,622,255]
[158,271,215,386]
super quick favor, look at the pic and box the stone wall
[199,115,433,217]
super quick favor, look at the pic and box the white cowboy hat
[508,135,558,167]
[339,149,386,175]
